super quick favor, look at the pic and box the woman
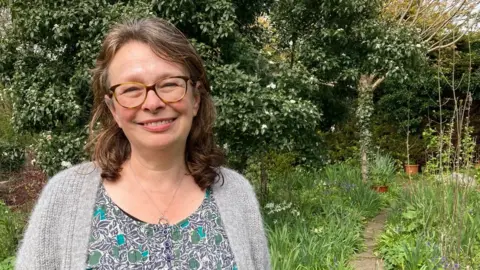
[16,18,270,269]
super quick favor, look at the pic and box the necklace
[129,160,184,225]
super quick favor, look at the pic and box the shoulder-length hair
[86,17,225,189]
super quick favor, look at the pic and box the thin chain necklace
[129,160,184,225]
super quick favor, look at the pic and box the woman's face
[106,41,200,153]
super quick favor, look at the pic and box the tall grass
[261,162,383,269]
[0,202,24,263]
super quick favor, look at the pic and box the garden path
[350,209,387,270]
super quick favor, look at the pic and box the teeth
[144,119,173,126]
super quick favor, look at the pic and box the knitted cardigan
[15,162,270,269]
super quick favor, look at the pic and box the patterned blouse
[86,183,238,270]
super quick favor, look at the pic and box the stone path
[350,209,388,270]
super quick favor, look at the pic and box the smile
[142,119,174,126]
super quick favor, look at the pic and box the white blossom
[61,161,72,168]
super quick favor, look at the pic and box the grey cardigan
[15,162,270,269]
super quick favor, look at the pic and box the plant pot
[404,164,419,175]
[475,161,480,169]
[371,185,388,193]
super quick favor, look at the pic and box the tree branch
[399,0,416,23]
[428,31,466,53]
[423,0,467,44]
[372,76,386,90]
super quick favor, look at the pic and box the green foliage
[0,86,30,173]
[263,163,383,268]
[0,141,24,172]
[369,152,396,186]
[378,179,480,269]
[0,257,15,270]
[244,151,297,194]
[0,201,24,263]
[33,130,88,177]
[212,63,321,159]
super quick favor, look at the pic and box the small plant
[369,152,396,186]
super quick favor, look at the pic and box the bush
[0,141,24,173]
[0,201,24,262]
[33,130,88,177]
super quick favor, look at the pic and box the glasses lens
[115,83,146,107]
[156,77,187,102]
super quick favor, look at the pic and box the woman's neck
[126,146,188,192]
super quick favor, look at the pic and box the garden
[1,0,480,269]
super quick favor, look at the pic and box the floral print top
[86,183,238,270]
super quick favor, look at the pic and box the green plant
[0,201,25,262]
[369,152,396,186]
[33,130,88,177]
[378,178,480,269]
[0,257,15,270]
[0,141,24,173]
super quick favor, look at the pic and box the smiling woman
[15,18,270,270]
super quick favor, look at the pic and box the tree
[270,0,480,182]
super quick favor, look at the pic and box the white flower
[261,124,268,134]
[267,82,276,89]
[265,202,274,209]
[61,161,72,168]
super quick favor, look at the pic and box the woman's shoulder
[212,167,258,203]
[214,167,253,191]
[41,162,101,199]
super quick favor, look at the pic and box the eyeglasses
[109,76,192,108]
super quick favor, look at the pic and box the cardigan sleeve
[242,179,271,269]
[15,174,64,269]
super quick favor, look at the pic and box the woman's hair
[87,17,225,189]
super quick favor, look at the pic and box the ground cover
[377,174,480,269]
[262,163,385,269]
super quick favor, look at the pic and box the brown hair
[86,17,225,189]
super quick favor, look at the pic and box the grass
[260,163,384,269]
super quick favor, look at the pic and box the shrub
[0,141,24,173]
[33,130,88,177]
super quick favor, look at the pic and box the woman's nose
[141,89,166,112]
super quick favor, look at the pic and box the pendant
[158,216,169,225]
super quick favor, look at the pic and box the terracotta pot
[371,185,388,193]
[404,164,419,175]
[475,161,480,169]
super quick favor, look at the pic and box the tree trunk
[357,74,375,183]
